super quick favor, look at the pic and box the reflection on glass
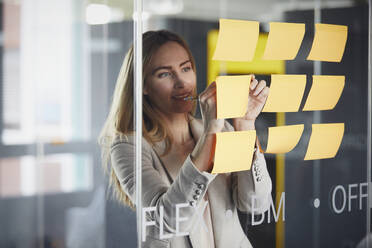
[2,1,90,144]
[0,154,92,197]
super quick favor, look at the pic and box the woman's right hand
[199,81,225,134]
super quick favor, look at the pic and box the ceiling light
[145,0,183,15]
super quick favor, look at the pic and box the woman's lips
[172,92,191,100]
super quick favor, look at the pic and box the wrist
[191,132,215,172]
[204,124,223,135]
[233,119,256,130]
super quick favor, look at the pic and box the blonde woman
[99,30,272,248]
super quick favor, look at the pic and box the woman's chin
[171,104,193,114]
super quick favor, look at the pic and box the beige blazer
[110,118,272,248]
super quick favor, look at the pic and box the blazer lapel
[148,116,203,187]
[151,140,174,186]
[152,139,166,158]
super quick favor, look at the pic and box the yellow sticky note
[212,130,257,174]
[265,124,304,154]
[262,22,305,60]
[216,75,251,119]
[303,75,345,111]
[304,123,345,160]
[262,74,306,112]
[213,19,259,61]
[307,23,348,62]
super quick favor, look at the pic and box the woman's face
[144,41,196,115]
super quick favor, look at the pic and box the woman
[99,30,272,248]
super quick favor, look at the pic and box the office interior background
[0,0,371,247]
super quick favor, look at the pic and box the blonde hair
[98,30,197,208]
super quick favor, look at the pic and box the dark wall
[285,4,369,248]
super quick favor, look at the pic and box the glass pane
[0,154,93,197]
[0,0,122,247]
[130,0,371,247]
[2,0,369,247]
[90,0,138,248]
[0,154,92,197]
[1,0,91,144]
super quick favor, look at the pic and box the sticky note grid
[211,19,348,173]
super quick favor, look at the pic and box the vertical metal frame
[133,0,143,247]
[367,1,371,246]
[313,1,321,248]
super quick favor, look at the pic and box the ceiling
[87,0,362,22]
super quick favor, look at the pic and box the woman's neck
[160,112,192,145]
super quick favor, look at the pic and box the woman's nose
[173,72,187,88]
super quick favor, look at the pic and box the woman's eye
[182,66,191,72]
[158,72,170,78]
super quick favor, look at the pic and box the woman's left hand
[234,75,269,124]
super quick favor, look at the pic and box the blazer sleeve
[110,135,215,234]
[222,121,272,214]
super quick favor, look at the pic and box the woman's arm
[110,135,214,235]
[230,76,272,214]
[227,120,272,214]
[220,120,272,214]
[231,150,272,214]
